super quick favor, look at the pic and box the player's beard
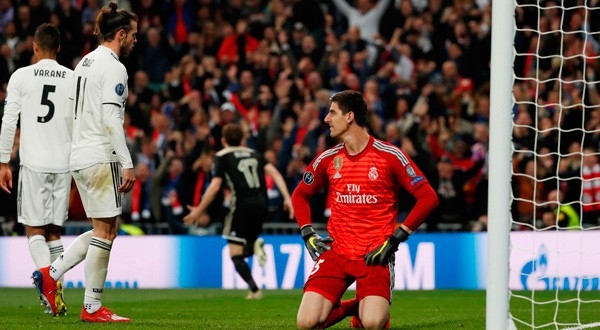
[120,40,134,58]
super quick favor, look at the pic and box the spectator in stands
[512,152,547,230]
[163,0,196,60]
[54,0,83,67]
[541,189,580,230]
[217,16,259,69]
[139,26,173,92]
[431,155,484,231]
[154,152,187,234]
[330,0,390,67]
[129,162,153,225]
[581,145,600,227]
[0,0,14,35]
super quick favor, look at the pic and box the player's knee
[296,315,320,329]
[296,306,327,330]
[359,314,388,329]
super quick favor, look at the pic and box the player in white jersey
[32,2,137,323]
[0,23,76,316]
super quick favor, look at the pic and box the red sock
[320,297,359,328]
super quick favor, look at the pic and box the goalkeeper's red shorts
[303,248,393,304]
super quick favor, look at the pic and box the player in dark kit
[184,123,294,299]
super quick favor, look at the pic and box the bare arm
[184,177,223,225]
[264,163,294,220]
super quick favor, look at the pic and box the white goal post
[486,0,514,328]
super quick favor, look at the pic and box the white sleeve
[103,103,133,169]
[0,75,22,163]
[64,97,74,140]
[102,63,128,106]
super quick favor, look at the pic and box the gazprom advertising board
[0,232,599,290]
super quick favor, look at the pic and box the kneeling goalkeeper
[291,90,439,329]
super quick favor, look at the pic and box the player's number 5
[38,84,56,123]
[309,259,325,276]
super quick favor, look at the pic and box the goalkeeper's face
[325,103,350,139]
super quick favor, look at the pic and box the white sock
[83,236,112,313]
[47,239,64,262]
[47,239,64,282]
[50,230,93,281]
[28,235,50,269]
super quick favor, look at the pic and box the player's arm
[64,97,74,140]
[184,177,223,226]
[102,102,135,192]
[365,149,439,266]
[264,163,294,220]
[364,184,438,266]
[0,75,22,193]
[292,164,333,261]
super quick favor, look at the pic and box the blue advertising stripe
[411,233,484,289]
[176,235,311,289]
[177,235,226,288]
[174,234,485,290]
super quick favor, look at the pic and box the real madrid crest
[333,156,343,179]
[368,167,379,180]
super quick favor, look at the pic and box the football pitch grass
[1,288,599,329]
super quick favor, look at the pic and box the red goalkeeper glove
[301,225,333,261]
[364,227,410,266]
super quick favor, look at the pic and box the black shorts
[222,204,267,248]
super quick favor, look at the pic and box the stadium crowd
[1,0,599,235]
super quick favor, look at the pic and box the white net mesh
[510,1,600,328]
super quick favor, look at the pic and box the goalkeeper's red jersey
[292,136,430,260]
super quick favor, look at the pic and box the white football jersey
[0,59,74,173]
[69,45,133,170]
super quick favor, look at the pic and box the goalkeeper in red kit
[292,90,439,329]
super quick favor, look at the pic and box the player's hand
[364,227,410,266]
[183,205,202,225]
[0,163,13,194]
[119,168,136,193]
[283,198,294,220]
[301,225,333,261]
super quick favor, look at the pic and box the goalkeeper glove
[301,225,334,261]
[364,227,410,266]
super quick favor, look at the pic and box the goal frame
[486,0,515,329]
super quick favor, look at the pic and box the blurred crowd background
[1,0,599,236]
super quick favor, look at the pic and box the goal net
[488,1,600,329]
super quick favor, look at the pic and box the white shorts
[17,166,70,227]
[72,162,123,219]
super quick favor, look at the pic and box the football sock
[28,234,50,269]
[47,239,64,282]
[84,301,102,314]
[321,297,359,328]
[50,230,93,281]
[47,239,64,263]
[83,236,112,313]
[232,255,259,292]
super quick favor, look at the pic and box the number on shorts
[309,259,325,276]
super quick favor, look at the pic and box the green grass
[0,288,598,329]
